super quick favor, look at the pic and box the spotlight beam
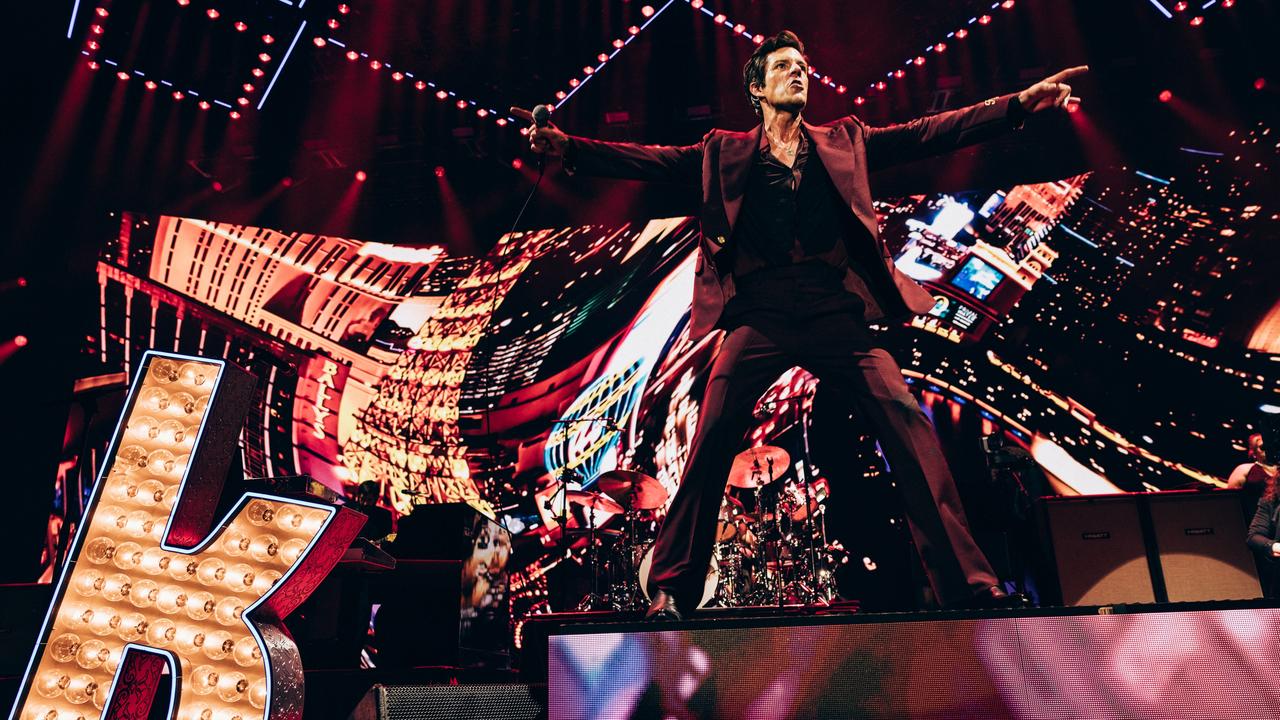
[257,20,307,110]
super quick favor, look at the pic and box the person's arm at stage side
[1227,462,1251,490]
[521,109,703,185]
[1246,495,1279,557]
[851,65,1087,172]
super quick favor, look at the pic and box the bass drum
[638,544,719,609]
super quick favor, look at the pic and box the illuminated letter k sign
[10,352,364,720]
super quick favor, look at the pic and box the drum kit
[561,445,845,611]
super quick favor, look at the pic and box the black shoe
[967,585,1031,610]
[645,590,684,621]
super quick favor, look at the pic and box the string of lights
[552,0,680,110]
[1148,0,1237,25]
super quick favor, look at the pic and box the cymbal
[727,446,790,488]
[564,489,624,515]
[595,470,668,510]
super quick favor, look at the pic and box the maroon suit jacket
[565,93,1023,340]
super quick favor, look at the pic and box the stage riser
[548,606,1280,720]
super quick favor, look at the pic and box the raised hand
[511,106,569,157]
[1017,65,1089,113]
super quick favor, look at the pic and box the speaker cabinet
[1041,494,1155,606]
[349,683,543,720]
[1146,492,1261,602]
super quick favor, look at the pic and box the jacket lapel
[718,124,759,236]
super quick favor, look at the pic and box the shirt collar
[758,125,809,155]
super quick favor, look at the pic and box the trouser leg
[806,346,998,607]
[649,326,791,603]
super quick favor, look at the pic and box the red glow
[496,118,508,126]
[555,90,567,99]
[434,166,446,178]
[90,24,103,35]
[1174,1,1187,11]
[613,38,624,49]
[875,81,886,90]
[1223,0,1235,6]
[1002,0,1015,9]
[281,177,293,188]
[144,80,157,91]
[198,100,211,110]
[597,53,609,63]
[87,40,99,50]
[753,34,764,44]
[338,3,350,14]
[229,110,241,120]
[477,108,489,117]
[328,19,340,30]
[734,24,745,33]
[955,28,968,39]
[893,69,905,78]
[455,99,467,109]
[212,181,224,192]
[511,158,524,170]
[415,80,427,90]
[583,65,594,75]
[96,7,108,17]
[978,14,991,25]
[236,97,249,106]
[1255,78,1267,90]
[713,14,726,24]
[206,9,219,20]
[235,21,247,32]
[854,96,866,105]
[914,56,925,66]
[569,78,580,88]
[243,83,255,92]
[641,5,655,17]
[87,61,99,70]
[1189,16,1204,26]
[1158,89,1173,102]
[934,42,947,53]
[262,34,275,44]
[391,71,404,81]
[836,85,846,94]
[116,71,129,81]
[176,0,190,6]
[369,60,381,70]
[355,170,367,182]
[17,278,26,287]
[345,50,358,61]
[691,0,704,8]
[436,90,448,100]
[313,37,327,47]
[628,25,640,35]
[13,336,27,348]
[259,52,272,63]
[173,91,184,100]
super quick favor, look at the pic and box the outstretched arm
[855,65,1088,172]
[516,106,703,186]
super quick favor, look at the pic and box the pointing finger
[1046,65,1089,83]
[509,106,535,122]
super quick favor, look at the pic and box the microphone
[531,104,552,129]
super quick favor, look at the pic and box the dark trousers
[648,266,998,607]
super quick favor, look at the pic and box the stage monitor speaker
[1041,495,1155,606]
[1146,492,1262,602]
[349,683,543,720]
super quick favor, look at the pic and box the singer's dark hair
[743,30,807,117]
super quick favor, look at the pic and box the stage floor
[545,600,1280,720]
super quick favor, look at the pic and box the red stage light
[713,14,726,24]
[613,38,624,48]
[116,71,129,81]
[262,34,275,44]
[177,0,190,6]
[934,42,947,53]
[455,99,467,109]
[415,80,427,90]
[369,59,381,70]
[212,180,224,191]
[734,24,745,33]
[14,335,27,347]
[641,5,655,17]
[1066,100,1080,113]
[691,0,704,8]
[346,50,358,61]
[914,56,925,66]
[235,21,247,32]
[338,3,351,14]
[206,9,219,20]
[555,90,567,99]
[598,53,609,63]
[237,97,250,106]
[875,81,886,90]
[1223,0,1235,6]
[434,166,446,178]
[229,110,241,119]
[753,34,764,44]
[569,78,580,87]
[328,19,340,30]
[96,7,109,17]
[243,83,254,92]
[87,41,99,50]
[496,118,508,126]
[854,96,866,105]
[1255,78,1267,90]
[313,37,327,47]
[87,61,99,70]
[436,90,448,100]
[628,25,640,35]
[955,28,968,39]
[511,158,523,170]
[978,14,991,25]
[173,91,184,100]
[144,80,157,90]
[391,71,404,81]
[836,85,847,94]
[281,177,293,187]
[355,170,367,182]
[1189,16,1204,26]
[16,278,26,287]
[199,100,211,110]
[1174,1,1187,11]
[259,52,272,62]
[1158,89,1173,102]
[893,69,905,78]
[1002,0,1015,9]
[583,65,594,75]
[90,24,103,34]
[477,108,489,117]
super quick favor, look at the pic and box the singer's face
[753,47,808,114]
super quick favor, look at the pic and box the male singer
[524,31,1086,619]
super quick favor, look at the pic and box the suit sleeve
[562,133,705,186]
[849,93,1027,172]
[1247,495,1276,556]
